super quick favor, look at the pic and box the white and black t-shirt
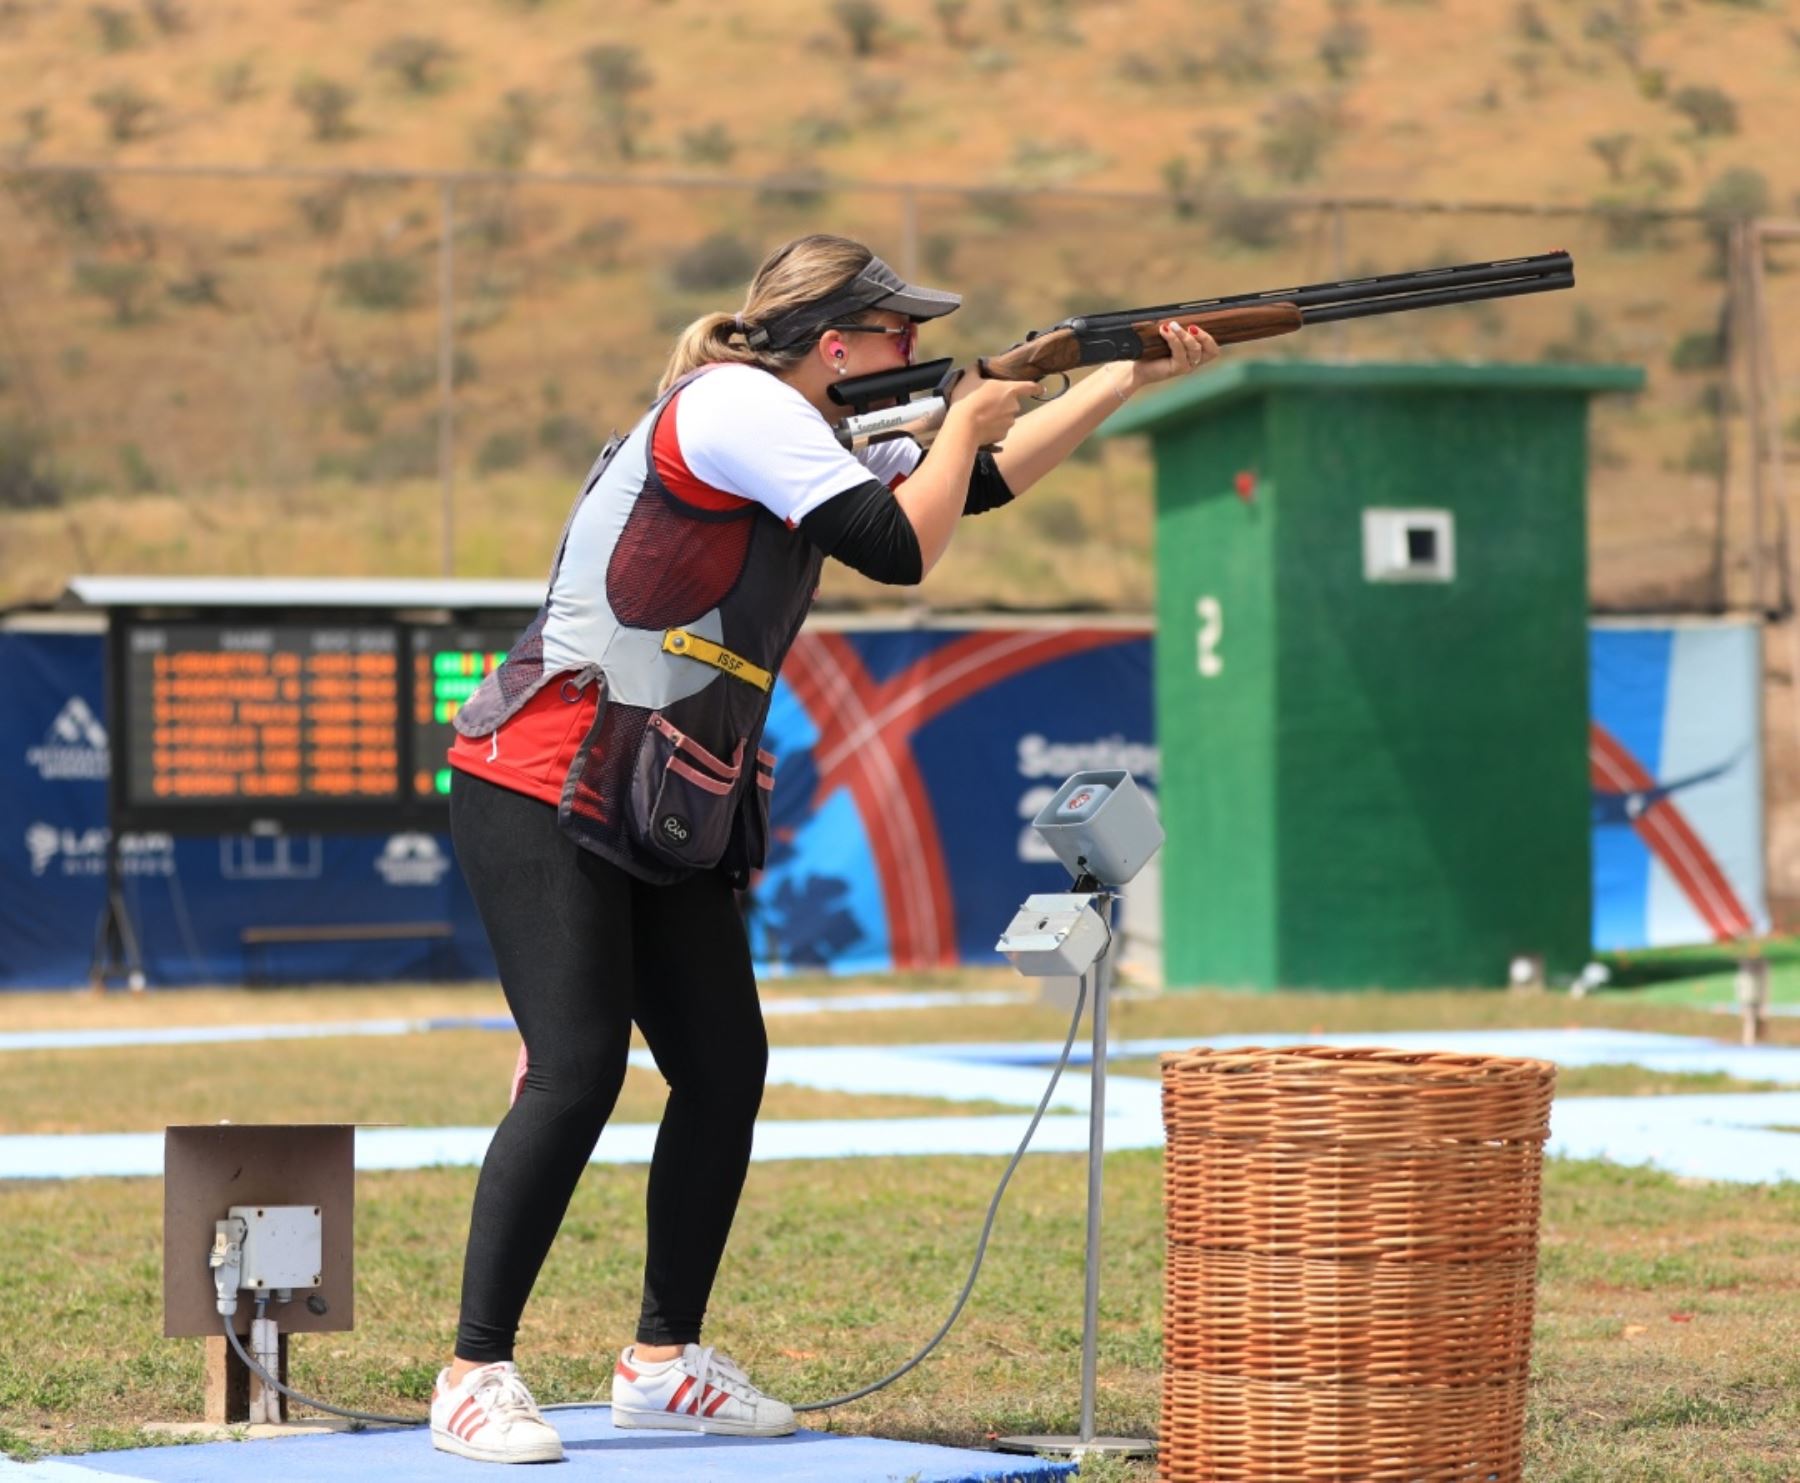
[663,363,922,523]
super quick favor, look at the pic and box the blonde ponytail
[658,311,764,392]
[656,233,876,394]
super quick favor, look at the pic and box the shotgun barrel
[830,250,1578,446]
[1060,251,1574,334]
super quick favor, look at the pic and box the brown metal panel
[164,1125,355,1338]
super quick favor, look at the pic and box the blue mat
[0,1409,1077,1482]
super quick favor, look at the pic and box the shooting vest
[453,368,822,885]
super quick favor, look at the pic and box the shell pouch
[628,712,747,869]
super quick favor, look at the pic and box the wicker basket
[1159,1046,1556,1483]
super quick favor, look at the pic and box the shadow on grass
[1600,936,1800,990]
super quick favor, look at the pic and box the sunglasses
[825,321,918,360]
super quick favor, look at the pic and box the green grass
[2,1156,1798,1477]
[1599,939,1800,1011]
[0,1031,1031,1134]
[5,982,1800,1476]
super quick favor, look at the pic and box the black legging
[448,770,767,1362]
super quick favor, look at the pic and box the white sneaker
[430,1361,564,1464]
[610,1343,797,1437]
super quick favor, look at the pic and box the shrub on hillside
[668,232,758,293]
[1513,2,1553,42]
[1209,190,1293,252]
[89,83,156,142]
[573,216,633,270]
[476,429,529,474]
[1259,94,1339,183]
[8,171,114,237]
[833,0,884,56]
[1588,132,1634,182]
[755,167,831,211]
[1668,83,1738,136]
[293,185,347,237]
[1700,166,1770,223]
[165,266,225,308]
[581,44,651,161]
[1583,3,1643,69]
[316,422,437,484]
[1213,0,1278,83]
[932,0,968,45]
[1318,4,1370,80]
[88,5,138,51]
[1590,195,1667,251]
[212,58,258,105]
[1028,493,1088,544]
[292,76,356,142]
[538,413,599,476]
[791,112,850,149]
[386,348,478,399]
[679,122,736,167]
[118,442,160,493]
[471,89,545,171]
[1668,329,1725,372]
[0,422,61,510]
[143,0,187,35]
[334,254,424,312]
[73,257,155,324]
[1682,425,1724,476]
[373,35,458,95]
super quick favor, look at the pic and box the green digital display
[408,628,515,797]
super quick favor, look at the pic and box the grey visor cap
[851,256,962,321]
[754,256,961,349]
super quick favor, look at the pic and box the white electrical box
[1363,507,1455,583]
[996,893,1110,978]
[229,1204,323,1291]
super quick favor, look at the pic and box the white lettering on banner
[26,696,110,782]
[1015,733,1160,784]
[220,835,323,881]
[23,824,174,878]
[375,833,451,887]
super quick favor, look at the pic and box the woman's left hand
[1126,319,1223,392]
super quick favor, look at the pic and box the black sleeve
[964,450,1016,516]
[798,478,924,586]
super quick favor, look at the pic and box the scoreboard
[109,610,532,831]
[409,626,514,800]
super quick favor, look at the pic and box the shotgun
[829,250,1575,449]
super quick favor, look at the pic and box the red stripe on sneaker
[667,1376,695,1413]
[459,1414,488,1442]
[449,1397,479,1436]
[691,1385,711,1415]
[703,1389,731,1417]
[615,1361,639,1383]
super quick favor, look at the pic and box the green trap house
[1104,361,1643,990]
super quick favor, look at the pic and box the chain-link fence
[0,162,1784,614]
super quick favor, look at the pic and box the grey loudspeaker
[1030,770,1163,888]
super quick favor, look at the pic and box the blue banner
[1,631,496,987]
[12,619,1751,986]
[1,626,1156,988]
[1589,621,1768,949]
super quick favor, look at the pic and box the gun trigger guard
[1034,373,1071,402]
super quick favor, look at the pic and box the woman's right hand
[945,373,1039,448]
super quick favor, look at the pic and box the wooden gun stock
[978,303,1303,382]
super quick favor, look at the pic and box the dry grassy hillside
[0,0,1796,610]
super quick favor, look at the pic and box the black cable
[209,943,1100,1424]
[793,951,1097,1412]
[219,1306,424,1427]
